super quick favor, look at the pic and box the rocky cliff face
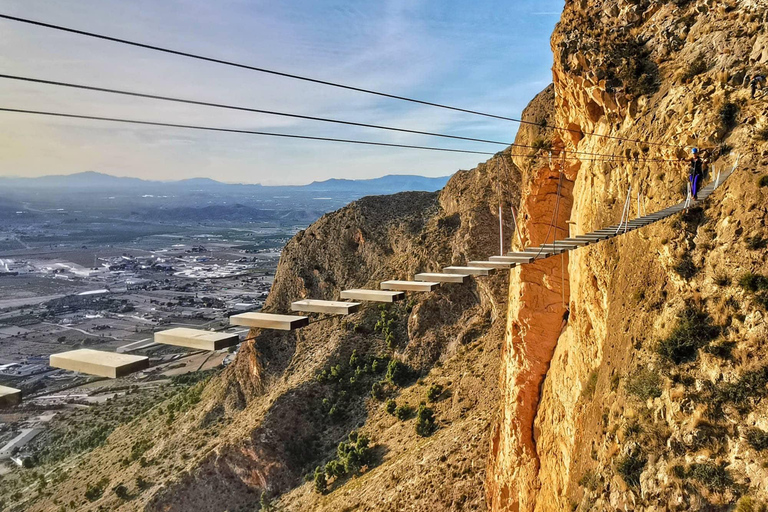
[489,1,768,511]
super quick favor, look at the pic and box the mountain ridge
[0,171,452,192]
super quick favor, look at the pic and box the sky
[0,0,563,185]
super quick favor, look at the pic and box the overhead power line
[0,106,684,163]
[0,74,682,162]
[0,107,494,155]
[0,13,686,150]
[0,73,511,147]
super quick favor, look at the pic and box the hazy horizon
[0,0,562,185]
[0,169,453,187]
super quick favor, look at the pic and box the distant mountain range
[0,171,451,194]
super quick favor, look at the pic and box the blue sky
[0,0,563,185]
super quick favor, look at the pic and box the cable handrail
[0,107,691,162]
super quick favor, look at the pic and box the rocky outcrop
[489,1,768,511]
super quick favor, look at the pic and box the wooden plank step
[0,385,21,408]
[468,260,515,269]
[340,289,405,303]
[154,328,240,351]
[291,299,360,315]
[50,349,149,379]
[230,312,309,331]
[415,273,469,284]
[381,280,440,292]
[443,266,495,276]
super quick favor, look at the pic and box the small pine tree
[349,350,359,368]
[313,466,327,493]
[112,483,129,500]
[259,491,273,511]
[427,383,444,402]
[385,359,409,386]
[415,402,437,437]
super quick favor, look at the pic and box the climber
[750,74,766,99]
[689,148,704,200]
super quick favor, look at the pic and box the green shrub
[759,176,768,188]
[718,102,739,134]
[747,235,767,250]
[581,371,599,399]
[745,428,768,451]
[735,496,768,512]
[578,470,601,491]
[679,55,710,83]
[739,272,768,293]
[135,476,149,490]
[671,464,687,479]
[656,307,720,364]
[530,137,552,155]
[714,274,731,286]
[616,450,646,487]
[385,359,411,386]
[328,405,342,422]
[626,369,662,400]
[609,38,660,96]
[688,462,733,492]
[260,491,275,512]
[394,404,413,421]
[703,340,735,360]
[129,439,153,462]
[415,402,437,437]
[710,365,768,415]
[349,350,360,368]
[85,478,109,502]
[112,483,129,500]
[336,431,372,473]
[324,459,342,479]
[370,381,386,400]
[610,373,621,392]
[673,254,698,280]
[427,383,444,402]
[385,399,397,415]
[374,305,398,349]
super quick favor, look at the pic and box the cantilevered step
[291,299,360,315]
[524,246,564,256]
[230,312,309,331]
[468,260,515,269]
[523,247,560,257]
[154,327,239,351]
[381,280,440,292]
[494,254,536,263]
[540,241,581,249]
[340,289,405,303]
[558,239,592,246]
[415,273,469,284]
[572,234,611,241]
[443,266,495,276]
[50,349,149,379]
[0,386,21,408]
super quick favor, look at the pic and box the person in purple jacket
[689,148,703,200]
